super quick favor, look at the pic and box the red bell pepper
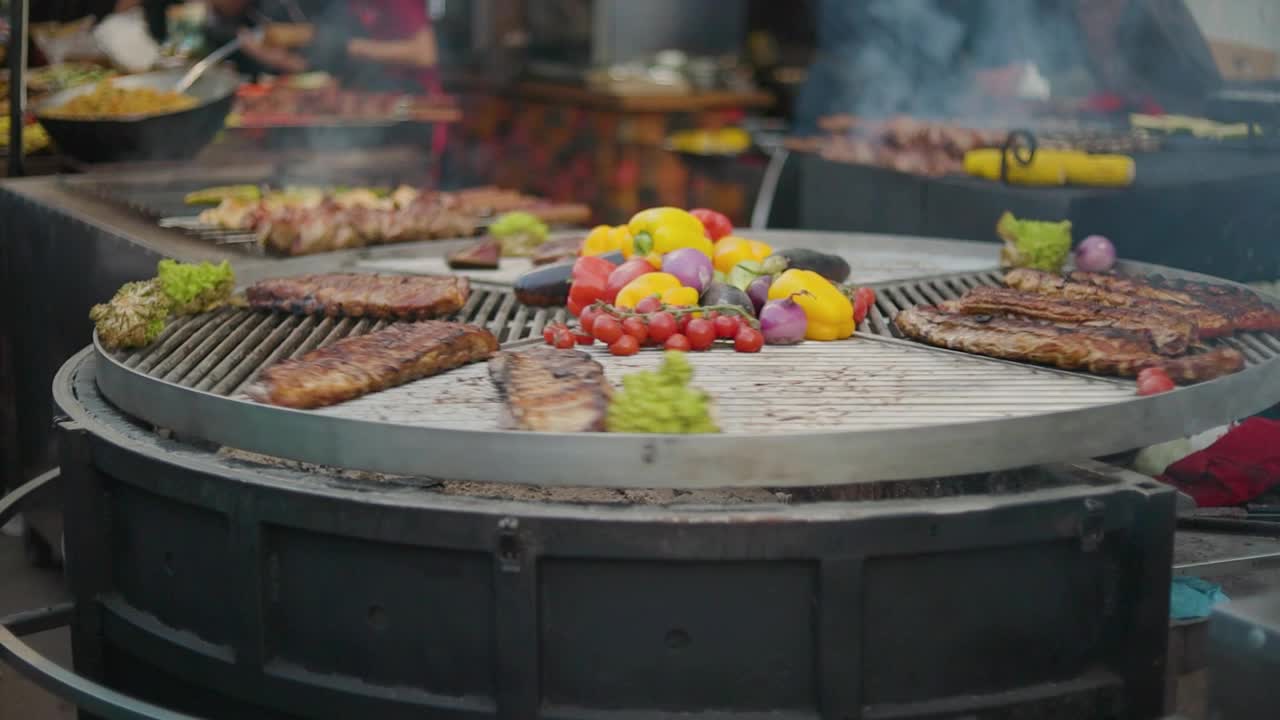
[690,208,733,242]
[567,256,616,316]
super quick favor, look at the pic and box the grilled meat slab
[246,273,470,321]
[1004,268,1233,337]
[894,306,1244,383]
[247,321,497,409]
[939,286,1197,355]
[489,346,611,432]
[1068,271,1280,333]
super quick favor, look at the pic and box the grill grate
[861,269,1280,372]
[119,283,567,397]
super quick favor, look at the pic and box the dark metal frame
[7,0,26,177]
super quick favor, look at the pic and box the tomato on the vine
[685,318,716,351]
[621,317,649,343]
[647,311,677,343]
[852,287,876,326]
[579,306,602,335]
[574,332,594,345]
[554,332,577,349]
[634,296,663,314]
[664,333,691,351]
[734,327,764,353]
[713,314,740,339]
[592,316,623,344]
[610,335,640,356]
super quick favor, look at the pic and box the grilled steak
[531,236,586,266]
[247,321,497,409]
[489,346,611,432]
[1068,271,1280,333]
[246,273,470,321]
[894,306,1244,383]
[447,238,501,270]
[939,286,1197,355]
[1003,268,1233,337]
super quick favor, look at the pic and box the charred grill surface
[246,321,498,409]
[489,346,612,432]
[1068,270,1280,333]
[1004,268,1234,337]
[938,286,1196,355]
[894,306,1244,383]
[246,273,470,321]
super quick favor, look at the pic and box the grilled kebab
[246,273,470,321]
[894,306,1243,383]
[489,347,612,432]
[938,286,1197,355]
[246,321,498,409]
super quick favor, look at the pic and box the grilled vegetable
[606,352,719,434]
[90,279,171,350]
[581,225,632,257]
[624,207,714,265]
[765,248,851,284]
[156,259,235,315]
[491,211,549,257]
[184,185,261,205]
[615,273,692,309]
[713,236,773,274]
[996,211,1072,273]
[514,261,574,307]
[768,269,854,340]
[700,282,755,317]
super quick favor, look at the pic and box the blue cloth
[1170,576,1229,620]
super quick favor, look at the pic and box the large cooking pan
[33,66,241,164]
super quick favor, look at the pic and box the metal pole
[7,0,27,177]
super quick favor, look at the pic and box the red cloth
[1158,418,1280,507]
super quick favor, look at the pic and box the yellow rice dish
[43,81,197,119]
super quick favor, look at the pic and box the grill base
[56,354,1175,719]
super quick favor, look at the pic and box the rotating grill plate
[91,267,1280,488]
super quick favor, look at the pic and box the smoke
[807,0,1087,122]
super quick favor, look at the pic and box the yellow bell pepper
[615,273,683,309]
[661,286,700,307]
[767,269,854,341]
[713,236,773,274]
[580,224,632,257]
[625,207,714,262]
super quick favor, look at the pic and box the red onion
[1074,235,1116,272]
[758,293,808,345]
[746,274,773,314]
[661,248,714,294]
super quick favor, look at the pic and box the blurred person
[237,0,440,95]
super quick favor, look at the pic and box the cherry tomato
[621,316,649,343]
[579,306,602,336]
[1136,367,1176,396]
[664,334,691,351]
[574,332,595,345]
[713,314,740,339]
[690,208,734,241]
[647,311,677,343]
[852,287,876,326]
[543,326,557,345]
[634,296,663,314]
[610,335,640,356]
[554,332,577,349]
[734,327,764,353]
[605,259,656,303]
[592,316,623,344]
[685,318,716,351]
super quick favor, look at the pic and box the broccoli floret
[90,280,171,350]
[156,259,235,315]
[606,352,719,434]
[490,211,549,257]
[996,211,1072,273]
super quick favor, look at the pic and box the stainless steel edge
[90,330,1280,488]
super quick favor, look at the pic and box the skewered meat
[246,273,470,320]
[489,346,612,432]
[1003,268,1234,337]
[939,286,1197,355]
[894,306,1244,383]
[1067,271,1280,333]
[247,321,498,409]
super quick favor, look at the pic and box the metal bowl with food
[33,66,240,163]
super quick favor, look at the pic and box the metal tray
[87,261,1280,489]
